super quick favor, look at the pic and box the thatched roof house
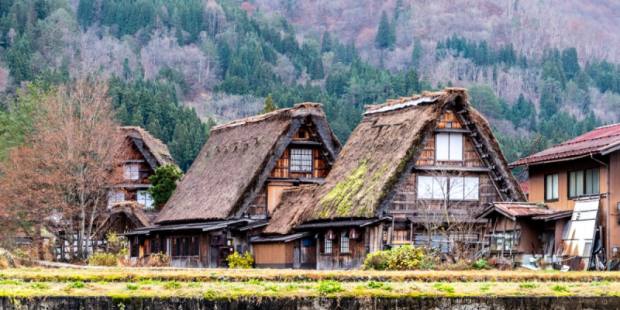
[155,103,340,224]
[119,126,175,169]
[265,88,524,235]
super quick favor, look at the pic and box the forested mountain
[1,0,619,172]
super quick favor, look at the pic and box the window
[491,230,520,252]
[137,191,154,210]
[324,238,333,254]
[290,148,313,172]
[171,236,199,257]
[545,174,559,201]
[340,232,350,254]
[418,176,478,201]
[436,133,463,161]
[123,164,140,180]
[417,176,448,200]
[569,168,599,198]
[107,191,125,207]
[449,177,479,201]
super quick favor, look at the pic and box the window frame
[568,168,599,199]
[340,232,350,254]
[289,148,313,173]
[137,190,154,210]
[417,175,479,201]
[107,190,125,207]
[323,237,333,254]
[123,163,140,180]
[435,132,464,162]
[544,173,559,202]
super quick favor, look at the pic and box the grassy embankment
[1,268,620,299]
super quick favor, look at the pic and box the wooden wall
[253,242,294,268]
[316,228,367,270]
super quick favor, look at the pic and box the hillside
[1,0,619,169]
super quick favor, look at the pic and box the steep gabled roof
[155,103,340,224]
[511,123,620,167]
[265,88,524,234]
[120,126,175,168]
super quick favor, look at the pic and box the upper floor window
[137,190,154,210]
[123,164,140,180]
[569,168,599,198]
[417,175,479,201]
[436,133,463,161]
[107,191,125,207]
[290,148,313,172]
[545,174,559,201]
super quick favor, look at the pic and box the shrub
[126,283,139,290]
[68,281,86,289]
[519,282,538,289]
[163,281,182,289]
[363,251,390,270]
[226,251,254,269]
[551,284,569,293]
[147,252,171,267]
[432,282,455,294]
[363,245,430,270]
[386,245,427,270]
[88,252,117,266]
[472,258,490,270]
[317,280,343,295]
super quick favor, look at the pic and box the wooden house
[127,103,341,267]
[99,126,175,233]
[510,124,620,270]
[263,88,524,269]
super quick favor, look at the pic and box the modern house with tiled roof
[511,123,620,270]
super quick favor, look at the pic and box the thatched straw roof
[265,88,524,234]
[120,126,175,168]
[155,103,340,224]
[96,201,153,237]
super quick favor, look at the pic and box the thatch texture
[120,126,175,166]
[155,103,339,224]
[96,202,152,237]
[265,88,524,234]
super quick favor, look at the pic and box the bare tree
[0,79,122,260]
[415,170,488,261]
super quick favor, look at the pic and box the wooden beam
[414,165,491,172]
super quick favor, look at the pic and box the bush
[163,281,182,289]
[363,251,390,270]
[88,252,117,266]
[317,280,343,295]
[146,252,171,267]
[68,281,86,289]
[126,283,139,290]
[472,258,490,270]
[432,282,455,294]
[363,245,429,270]
[226,251,254,269]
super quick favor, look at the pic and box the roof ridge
[212,102,323,131]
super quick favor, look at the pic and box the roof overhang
[250,232,311,243]
[124,219,250,236]
[294,217,389,230]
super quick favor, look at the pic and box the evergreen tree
[375,11,394,50]
[148,164,183,209]
[263,94,277,113]
[77,0,95,29]
[539,79,563,119]
[561,47,580,80]
[321,31,332,53]
[411,39,423,68]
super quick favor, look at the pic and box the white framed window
[107,191,125,207]
[137,190,154,210]
[435,133,463,161]
[417,176,448,200]
[340,232,350,254]
[462,177,479,200]
[290,148,313,172]
[545,174,559,201]
[324,238,333,254]
[123,164,140,180]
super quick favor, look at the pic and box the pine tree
[77,0,95,29]
[321,31,332,53]
[263,94,277,113]
[561,47,580,80]
[375,11,393,50]
[411,39,423,67]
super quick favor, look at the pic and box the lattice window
[290,148,313,172]
[123,164,140,180]
[324,238,333,254]
[340,232,350,254]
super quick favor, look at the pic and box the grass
[0,280,615,299]
[4,267,620,283]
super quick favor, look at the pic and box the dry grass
[2,267,620,283]
[0,279,619,299]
